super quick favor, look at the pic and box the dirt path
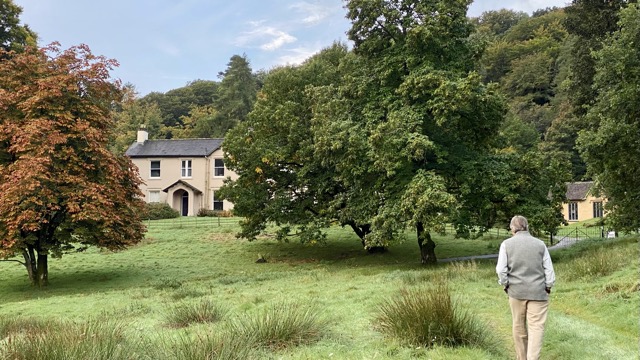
[439,237,581,263]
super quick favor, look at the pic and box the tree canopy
[0,44,146,286]
[221,0,567,264]
[578,3,640,231]
[0,0,37,53]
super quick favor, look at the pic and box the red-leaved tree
[0,44,146,286]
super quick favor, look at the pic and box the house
[125,129,237,216]
[563,181,606,222]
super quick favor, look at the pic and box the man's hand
[545,287,551,294]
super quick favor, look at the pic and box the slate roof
[126,138,223,158]
[565,181,594,201]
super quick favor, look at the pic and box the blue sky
[14,0,569,96]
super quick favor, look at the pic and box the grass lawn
[1,218,638,359]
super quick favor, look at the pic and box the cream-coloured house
[563,181,606,222]
[126,129,237,216]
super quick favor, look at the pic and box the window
[148,190,161,203]
[214,158,225,177]
[213,191,223,211]
[150,160,161,178]
[568,202,578,221]
[593,202,603,218]
[181,160,192,177]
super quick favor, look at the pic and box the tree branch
[0,259,26,266]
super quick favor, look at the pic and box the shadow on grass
[1,266,149,304]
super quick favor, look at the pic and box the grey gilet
[503,231,549,301]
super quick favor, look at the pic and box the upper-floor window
[181,160,192,178]
[568,202,578,221]
[150,160,161,178]
[214,158,225,177]
[593,201,603,218]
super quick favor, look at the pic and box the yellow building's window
[569,202,578,221]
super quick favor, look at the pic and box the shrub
[197,208,234,217]
[165,299,227,328]
[228,301,328,350]
[143,202,180,220]
[375,280,496,351]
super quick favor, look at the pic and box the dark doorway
[181,192,189,216]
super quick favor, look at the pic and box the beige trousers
[509,297,549,360]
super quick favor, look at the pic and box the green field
[1,218,638,359]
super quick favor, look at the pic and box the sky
[13,0,569,96]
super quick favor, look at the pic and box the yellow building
[126,129,237,216]
[563,181,606,222]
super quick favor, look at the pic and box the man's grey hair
[510,215,529,233]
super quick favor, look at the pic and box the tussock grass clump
[171,286,209,300]
[445,260,482,281]
[152,277,183,290]
[0,316,51,338]
[162,332,253,360]
[559,248,627,281]
[0,317,143,360]
[376,280,497,352]
[228,301,329,350]
[165,299,227,328]
[601,281,640,298]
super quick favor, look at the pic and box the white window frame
[181,159,192,178]
[568,202,578,221]
[593,201,603,218]
[214,158,225,177]
[148,190,161,203]
[150,160,161,178]
[213,191,224,211]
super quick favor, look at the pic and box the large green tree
[215,54,259,124]
[220,44,383,248]
[0,44,146,286]
[577,3,640,231]
[564,0,630,115]
[139,79,219,130]
[341,0,566,263]
[110,85,163,154]
[0,0,36,53]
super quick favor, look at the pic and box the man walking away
[496,215,556,360]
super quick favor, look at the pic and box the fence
[440,223,613,247]
[144,216,240,230]
[143,218,624,246]
[549,225,615,247]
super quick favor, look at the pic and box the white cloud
[276,46,320,65]
[290,2,332,25]
[469,0,569,16]
[235,25,297,51]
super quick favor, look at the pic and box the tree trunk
[417,222,437,265]
[22,249,35,281]
[23,244,49,287]
[346,221,387,253]
[36,252,49,286]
